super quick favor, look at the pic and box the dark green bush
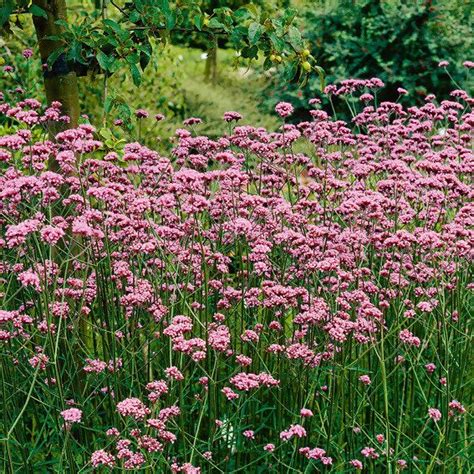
[262,0,473,120]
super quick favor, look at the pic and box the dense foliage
[1,65,472,472]
[263,0,474,120]
[1,0,316,127]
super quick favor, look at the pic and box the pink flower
[23,49,33,59]
[60,408,82,423]
[399,329,421,347]
[428,408,442,422]
[299,447,327,460]
[275,102,294,118]
[221,387,239,400]
[40,225,65,245]
[135,109,149,119]
[223,111,243,122]
[350,459,363,469]
[359,375,371,385]
[29,353,49,370]
[243,430,255,439]
[1,78,473,473]
[438,60,449,67]
[116,398,150,420]
[236,354,252,366]
[425,363,436,374]
[280,424,307,441]
[397,459,408,469]
[360,93,374,102]
[462,61,474,69]
[18,270,41,291]
[83,358,107,373]
[165,366,184,381]
[448,400,466,416]
[183,117,202,126]
[106,427,120,436]
[91,449,115,468]
[361,446,379,459]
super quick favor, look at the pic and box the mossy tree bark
[204,43,218,85]
[31,0,80,129]
[31,2,87,402]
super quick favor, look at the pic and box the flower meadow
[0,77,473,473]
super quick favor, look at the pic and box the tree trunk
[204,40,218,85]
[32,3,88,383]
[31,0,80,129]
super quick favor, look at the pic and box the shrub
[262,0,474,120]
[0,77,472,471]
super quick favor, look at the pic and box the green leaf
[271,18,284,36]
[47,47,65,67]
[104,19,129,41]
[284,61,298,81]
[287,26,303,52]
[241,45,258,59]
[248,22,263,45]
[268,32,285,52]
[234,8,251,21]
[0,1,13,27]
[66,41,84,64]
[54,19,69,29]
[134,0,144,13]
[104,96,113,114]
[29,4,48,20]
[139,50,151,71]
[208,18,225,29]
[263,57,273,71]
[125,52,139,65]
[282,8,298,25]
[245,4,260,20]
[129,63,141,86]
[314,65,326,91]
[193,14,202,31]
[97,51,111,71]
[165,11,176,30]
[99,127,114,140]
[118,103,132,121]
[129,11,141,23]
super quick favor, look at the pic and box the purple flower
[135,109,149,119]
[275,102,294,118]
[223,111,243,122]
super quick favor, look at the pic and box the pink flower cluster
[1,77,471,471]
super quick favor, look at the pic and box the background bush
[262,0,474,120]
